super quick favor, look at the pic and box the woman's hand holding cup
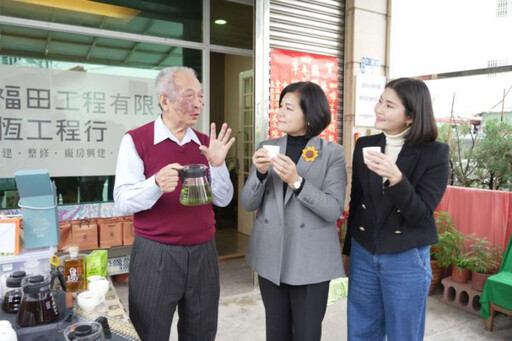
[253,145,279,174]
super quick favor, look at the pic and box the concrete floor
[113,257,512,340]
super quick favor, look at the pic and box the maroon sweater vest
[127,121,215,245]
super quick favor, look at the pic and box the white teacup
[77,290,104,312]
[87,276,109,297]
[362,146,381,164]
[263,145,280,159]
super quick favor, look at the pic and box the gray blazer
[241,135,347,285]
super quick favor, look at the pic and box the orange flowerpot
[429,259,441,295]
[451,265,471,283]
[471,271,492,291]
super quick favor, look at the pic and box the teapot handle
[50,269,67,291]
[178,169,185,182]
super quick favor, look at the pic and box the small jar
[2,271,26,314]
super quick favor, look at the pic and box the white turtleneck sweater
[383,128,410,182]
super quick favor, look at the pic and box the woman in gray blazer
[241,81,347,341]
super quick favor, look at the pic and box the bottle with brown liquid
[2,270,26,313]
[63,246,86,292]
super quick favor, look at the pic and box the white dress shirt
[114,116,234,215]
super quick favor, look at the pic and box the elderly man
[114,66,235,341]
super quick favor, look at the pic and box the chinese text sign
[269,49,338,142]
[0,65,158,177]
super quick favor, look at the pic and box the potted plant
[450,241,473,284]
[431,212,461,267]
[467,235,503,291]
[430,211,462,291]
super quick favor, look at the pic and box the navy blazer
[342,133,449,255]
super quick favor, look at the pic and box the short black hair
[386,78,438,145]
[278,81,331,137]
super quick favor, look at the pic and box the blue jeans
[347,239,431,341]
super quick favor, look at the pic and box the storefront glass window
[1,0,203,42]
[210,0,253,49]
[0,24,202,207]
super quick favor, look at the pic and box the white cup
[77,290,104,312]
[87,276,109,298]
[0,320,17,341]
[263,145,280,159]
[362,146,381,164]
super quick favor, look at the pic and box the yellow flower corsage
[302,146,319,162]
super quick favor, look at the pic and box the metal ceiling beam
[0,15,252,57]
[123,19,156,64]
[0,15,204,50]
[44,12,56,57]
[44,32,51,56]
[155,46,178,68]
[0,31,182,59]
[210,44,252,56]
[0,48,162,68]
[85,17,106,60]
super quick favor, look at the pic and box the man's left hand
[199,123,236,167]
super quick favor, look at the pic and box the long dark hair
[279,82,331,137]
[386,78,438,145]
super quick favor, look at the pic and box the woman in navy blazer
[342,78,449,341]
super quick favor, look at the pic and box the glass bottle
[63,246,86,292]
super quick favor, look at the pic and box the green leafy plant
[437,116,512,191]
[467,234,503,274]
[431,211,467,268]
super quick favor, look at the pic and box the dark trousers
[259,276,330,341]
[129,235,220,341]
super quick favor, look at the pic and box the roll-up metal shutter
[269,0,345,142]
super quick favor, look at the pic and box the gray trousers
[128,235,220,341]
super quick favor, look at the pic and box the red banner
[269,48,338,142]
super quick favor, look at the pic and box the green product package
[86,249,108,278]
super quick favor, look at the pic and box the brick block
[441,276,482,316]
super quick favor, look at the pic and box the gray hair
[155,66,197,101]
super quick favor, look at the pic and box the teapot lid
[22,275,51,294]
[182,164,208,178]
[64,322,103,340]
[75,324,93,336]
[6,270,26,288]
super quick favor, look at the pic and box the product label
[67,267,79,283]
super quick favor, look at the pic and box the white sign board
[360,57,380,75]
[355,74,386,127]
[0,65,158,177]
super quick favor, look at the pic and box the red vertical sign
[269,48,339,142]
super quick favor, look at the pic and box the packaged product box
[86,249,108,278]
[0,217,21,255]
[72,220,98,251]
[14,169,59,249]
[57,222,72,251]
[98,218,123,248]
[122,216,135,246]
